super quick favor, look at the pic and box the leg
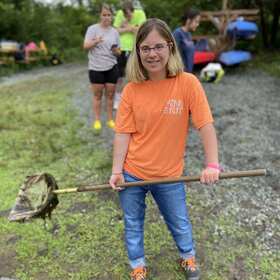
[91,84,104,121]
[113,77,125,110]
[88,70,105,122]
[114,52,129,109]
[115,76,124,94]
[104,65,118,125]
[104,83,115,121]
[115,51,128,93]
[118,172,148,269]
[151,182,195,259]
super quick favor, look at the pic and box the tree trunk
[71,0,84,6]
[77,0,84,6]
[222,0,228,10]
[270,1,280,47]
[256,0,269,48]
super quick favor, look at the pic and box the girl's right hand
[109,173,125,191]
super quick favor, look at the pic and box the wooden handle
[53,169,267,195]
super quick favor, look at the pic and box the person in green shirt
[113,1,146,109]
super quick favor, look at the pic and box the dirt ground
[0,63,279,279]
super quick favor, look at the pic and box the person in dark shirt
[173,8,202,72]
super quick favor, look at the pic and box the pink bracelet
[206,163,222,171]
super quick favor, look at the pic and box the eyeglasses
[138,42,171,55]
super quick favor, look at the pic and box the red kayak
[194,51,216,64]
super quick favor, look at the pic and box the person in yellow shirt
[109,18,221,280]
[113,1,146,109]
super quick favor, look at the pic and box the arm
[173,29,181,48]
[116,24,135,34]
[111,31,121,56]
[198,123,220,184]
[113,10,133,34]
[131,25,140,34]
[109,133,131,190]
[120,20,142,34]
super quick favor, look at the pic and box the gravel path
[2,63,279,255]
[70,64,280,254]
[187,68,280,254]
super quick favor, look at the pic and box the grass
[247,50,280,77]
[0,65,279,279]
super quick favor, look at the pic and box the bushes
[0,1,92,60]
[0,0,278,68]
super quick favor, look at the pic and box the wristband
[207,163,222,171]
[112,172,123,175]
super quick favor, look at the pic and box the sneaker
[130,266,147,280]
[214,69,225,84]
[179,257,200,280]
[93,120,102,131]
[107,119,115,129]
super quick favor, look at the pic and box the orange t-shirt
[115,72,214,180]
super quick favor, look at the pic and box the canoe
[194,51,216,64]
[227,20,258,39]
[219,50,252,65]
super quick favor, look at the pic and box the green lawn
[0,65,279,279]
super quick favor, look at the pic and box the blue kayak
[227,20,259,39]
[219,50,252,65]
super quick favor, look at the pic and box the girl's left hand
[200,167,220,184]
[111,45,121,56]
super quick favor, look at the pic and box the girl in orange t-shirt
[109,18,220,280]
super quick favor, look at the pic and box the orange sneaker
[179,257,200,280]
[130,266,147,280]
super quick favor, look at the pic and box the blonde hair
[126,18,184,82]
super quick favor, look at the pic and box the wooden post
[196,0,259,53]
[222,0,228,11]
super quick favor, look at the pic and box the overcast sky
[35,0,76,5]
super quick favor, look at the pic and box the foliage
[247,50,280,77]
[141,0,186,28]
[0,0,279,57]
[0,0,92,59]
[140,0,224,29]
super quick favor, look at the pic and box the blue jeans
[119,171,195,269]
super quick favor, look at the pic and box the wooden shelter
[193,0,259,54]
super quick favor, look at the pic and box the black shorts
[117,51,131,77]
[89,64,119,84]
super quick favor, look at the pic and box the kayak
[219,50,252,65]
[194,51,216,64]
[227,20,258,39]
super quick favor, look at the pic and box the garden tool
[8,169,267,222]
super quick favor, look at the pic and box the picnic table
[0,41,51,66]
[0,48,17,65]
